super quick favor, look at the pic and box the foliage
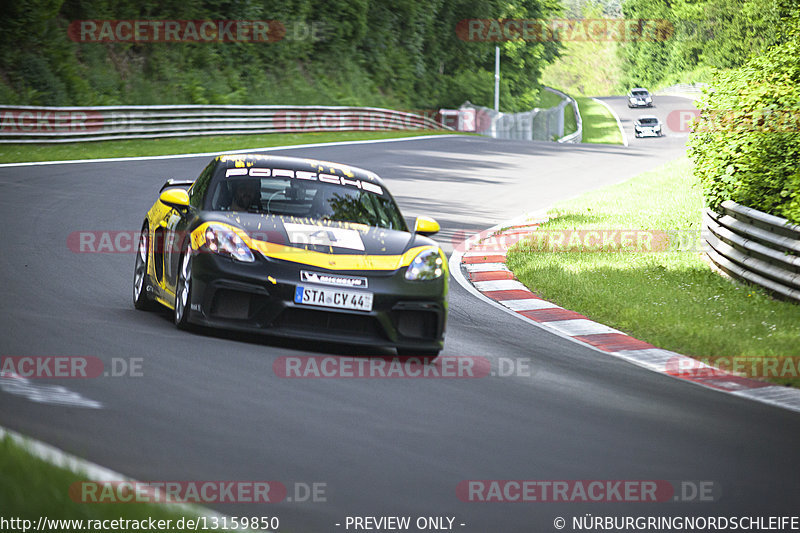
[540,0,622,96]
[617,0,792,90]
[687,9,800,223]
[0,0,563,111]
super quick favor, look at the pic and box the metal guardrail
[704,200,800,302]
[461,87,583,143]
[0,105,447,143]
[544,87,582,144]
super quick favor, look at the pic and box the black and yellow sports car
[133,154,448,356]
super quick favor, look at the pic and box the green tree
[1,0,563,111]
[617,0,792,90]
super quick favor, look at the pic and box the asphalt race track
[1,96,799,532]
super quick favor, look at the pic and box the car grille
[274,308,384,339]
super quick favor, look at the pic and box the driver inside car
[229,179,260,212]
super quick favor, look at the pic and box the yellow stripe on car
[190,222,438,271]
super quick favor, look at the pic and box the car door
[163,161,216,295]
[162,209,185,295]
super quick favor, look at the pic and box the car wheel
[174,241,194,329]
[133,225,156,311]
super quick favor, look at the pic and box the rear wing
[159,178,195,192]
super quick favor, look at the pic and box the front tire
[133,225,156,310]
[174,242,194,329]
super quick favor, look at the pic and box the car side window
[189,162,216,209]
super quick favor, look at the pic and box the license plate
[294,285,373,311]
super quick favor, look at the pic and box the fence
[659,83,708,94]
[546,87,582,144]
[459,87,582,143]
[704,200,800,302]
[0,105,447,143]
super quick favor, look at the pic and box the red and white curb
[449,212,800,415]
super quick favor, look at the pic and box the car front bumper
[634,127,662,137]
[184,251,448,352]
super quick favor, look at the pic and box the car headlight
[405,248,445,281]
[202,223,255,262]
[629,97,636,102]
[646,97,652,102]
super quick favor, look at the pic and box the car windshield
[639,118,658,125]
[632,90,649,97]
[207,174,407,231]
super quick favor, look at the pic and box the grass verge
[0,130,455,164]
[0,435,235,532]
[506,157,800,387]
[563,101,578,138]
[537,89,565,110]
[576,97,623,144]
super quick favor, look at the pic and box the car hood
[197,212,436,259]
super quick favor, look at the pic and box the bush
[617,0,788,91]
[687,9,800,223]
[1,0,563,112]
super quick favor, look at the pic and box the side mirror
[160,178,195,192]
[414,216,440,236]
[159,189,190,211]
